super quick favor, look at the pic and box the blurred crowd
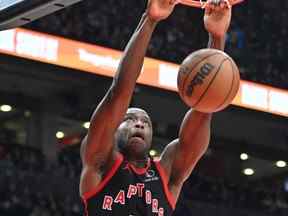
[1,143,288,216]
[1,1,288,215]
[0,144,82,216]
[26,0,288,89]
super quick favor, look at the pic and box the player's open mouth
[130,132,145,141]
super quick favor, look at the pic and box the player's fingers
[211,0,222,12]
[220,1,225,9]
[204,0,223,11]
[175,0,181,5]
[212,0,221,5]
[203,1,212,13]
[212,0,230,11]
[208,2,215,10]
[201,0,207,9]
[169,0,180,5]
[204,4,212,14]
[224,0,231,8]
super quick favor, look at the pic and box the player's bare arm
[80,0,179,196]
[159,0,232,200]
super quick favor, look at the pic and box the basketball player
[80,0,232,215]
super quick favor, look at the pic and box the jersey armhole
[82,153,124,201]
[154,160,176,210]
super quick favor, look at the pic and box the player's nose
[134,119,144,129]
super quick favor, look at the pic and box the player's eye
[143,119,150,125]
[125,116,134,122]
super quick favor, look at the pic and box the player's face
[115,108,153,156]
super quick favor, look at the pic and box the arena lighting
[240,153,249,160]
[276,161,287,168]
[56,131,64,139]
[149,149,157,157]
[0,104,12,112]
[83,122,90,129]
[24,110,31,117]
[243,168,254,176]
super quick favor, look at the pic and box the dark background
[0,0,287,215]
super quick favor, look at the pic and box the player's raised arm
[159,0,232,200]
[80,0,179,185]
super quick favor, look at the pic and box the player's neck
[127,157,150,168]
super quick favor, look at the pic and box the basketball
[177,48,240,113]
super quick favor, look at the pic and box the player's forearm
[170,110,212,183]
[113,13,157,93]
[207,33,226,51]
[179,110,212,156]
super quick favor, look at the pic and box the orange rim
[180,0,245,8]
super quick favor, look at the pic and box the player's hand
[146,0,179,22]
[203,0,232,38]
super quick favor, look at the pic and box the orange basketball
[177,48,240,113]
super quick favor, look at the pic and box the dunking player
[80,0,232,215]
